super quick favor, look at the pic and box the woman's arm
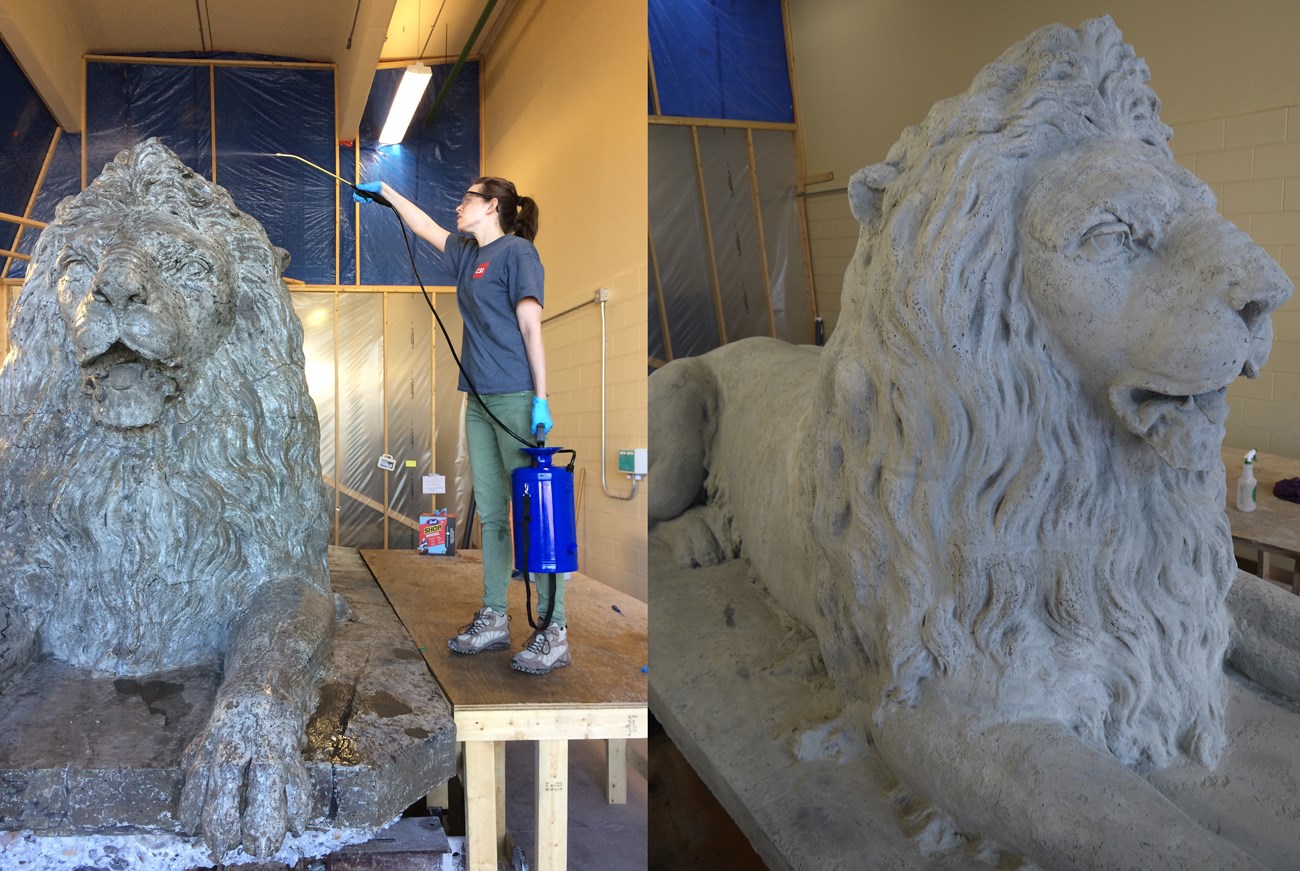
[516,297,547,399]
[375,183,451,252]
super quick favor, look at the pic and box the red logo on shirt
[473,261,489,279]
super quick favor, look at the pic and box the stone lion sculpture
[651,16,1300,867]
[0,139,334,860]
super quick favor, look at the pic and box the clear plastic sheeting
[0,39,56,254]
[432,301,467,515]
[337,293,386,549]
[753,130,813,344]
[86,63,213,183]
[649,123,812,360]
[384,293,435,549]
[290,293,338,487]
[698,126,770,343]
[649,124,720,359]
[5,132,81,278]
[648,0,793,123]
[357,62,481,287]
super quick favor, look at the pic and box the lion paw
[652,505,738,569]
[179,695,312,860]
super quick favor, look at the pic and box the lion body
[650,17,1294,861]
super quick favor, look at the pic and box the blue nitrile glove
[353,180,383,203]
[532,397,553,439]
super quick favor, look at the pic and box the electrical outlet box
[617,448,647,476]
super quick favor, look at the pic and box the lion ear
[848,163,899,225]
[273,246,291,276]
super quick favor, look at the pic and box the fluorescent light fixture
[378,63,433,145]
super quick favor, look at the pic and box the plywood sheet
[363,549,647,712]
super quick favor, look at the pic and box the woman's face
[456,185,496,234]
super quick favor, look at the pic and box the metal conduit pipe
[422,0,499,127]
[600,296,638,501]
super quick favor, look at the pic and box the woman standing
[355,176,569,675]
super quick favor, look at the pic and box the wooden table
[1222,447,1300,592]
[361,549,647,871]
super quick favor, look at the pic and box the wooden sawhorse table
[1222,447,1300,592]
[363,549,648,870]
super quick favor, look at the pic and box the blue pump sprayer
[512,429,578,631]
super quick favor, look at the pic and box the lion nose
[1228,245,1292,335]
[91,252,151,308]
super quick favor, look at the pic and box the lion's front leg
[179,576,335,860]
[874,698,1264,869]
[1226,568,1300,699]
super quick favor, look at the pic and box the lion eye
[171,257,213,280]
[1079,220,1136,260]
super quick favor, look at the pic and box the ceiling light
[378,63,433,145]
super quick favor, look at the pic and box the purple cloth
[1273,477,1300,503]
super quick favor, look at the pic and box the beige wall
[789,0,1300,458]
[1171,110,1300,458]
[484,0,648,599]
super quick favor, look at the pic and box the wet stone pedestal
[0,547,456,869]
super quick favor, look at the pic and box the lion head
[0,139,330,673]
[811,16,1291,770]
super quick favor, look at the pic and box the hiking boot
[510,623,570,674]
[448,607,510,654]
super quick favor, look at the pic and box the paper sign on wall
[422,474,446,494]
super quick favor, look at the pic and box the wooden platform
[362,549,647,871]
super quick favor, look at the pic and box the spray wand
[272,153,395,208]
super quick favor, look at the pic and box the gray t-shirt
[441,234,544,394]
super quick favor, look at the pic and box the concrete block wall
[1172,107,1300,459]
[544,275,648,603]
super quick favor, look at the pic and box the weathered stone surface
[0,547,454,868]
[0,138,339,860]
[650,14,1300,869]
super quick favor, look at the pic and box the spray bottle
[1237,449,1258,512]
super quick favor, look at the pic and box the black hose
[520,489,556,632]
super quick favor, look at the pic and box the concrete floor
[498,737,648,870]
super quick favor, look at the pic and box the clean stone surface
[650,15,1300,869]
[0,547,455,868]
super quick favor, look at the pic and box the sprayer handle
[534,425,546,447]
[352,184,394,209]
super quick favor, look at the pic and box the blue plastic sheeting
[215,66,336,285]
[82,59,336,284]
[356,61,481,287]
[649,0,793,123]
[86,63,213,182]
[6,133,82,279]
[0,39,57,254]
[338,142,358,285]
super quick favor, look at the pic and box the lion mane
[811,16,1233,769]
[0,139,330,674]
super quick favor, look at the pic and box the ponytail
[474,176,540,242]
[515,196,539,242]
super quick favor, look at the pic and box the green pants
[466,391,566,627]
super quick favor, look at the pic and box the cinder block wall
[1172,109,1300,459]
